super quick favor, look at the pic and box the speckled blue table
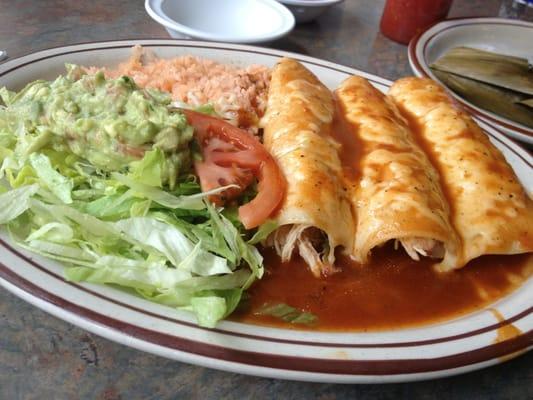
[1,0,532,398]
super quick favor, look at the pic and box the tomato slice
[193,137,255,204]
[182,109,285,229]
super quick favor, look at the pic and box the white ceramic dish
[277,0,344,23]
[409,17,533,146]
[145,0,294,43]
[0,39,531,384]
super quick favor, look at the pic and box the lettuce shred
[0,72,270,327]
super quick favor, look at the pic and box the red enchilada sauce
[231,247,531,331]
[231,94,532,331]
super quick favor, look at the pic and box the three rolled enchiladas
[262,59,533,275]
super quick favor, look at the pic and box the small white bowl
[278,0,344,23]
[145,0,295,43]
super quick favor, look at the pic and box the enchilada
[335,76,460,267]
[389,77,533,271]
[260,58,355,277]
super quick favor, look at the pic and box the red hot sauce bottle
[380,0,453,44]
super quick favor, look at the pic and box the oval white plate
[0,39,531,384]
[408,17,533,146]
[145,0,295,43]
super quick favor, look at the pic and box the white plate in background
[409,18,533,146]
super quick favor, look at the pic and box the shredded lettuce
[0,184,39,224]
[29,153,73,204]
[114,217,232,276]
[2,177,262,327]
[112,172,237,211]
[128,148,165,188]
[0,72,268,327]
[249,220,279,245]
[255,303,318,325]
[26,222,74,243]
[187,289,242,327]
[205,202,263,282]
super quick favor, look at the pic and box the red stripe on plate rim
[1,259,531,376]
[1,234,531,349]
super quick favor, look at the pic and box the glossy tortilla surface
[335,76,460,266]
[261,58,355,255]
[389,77,533,270]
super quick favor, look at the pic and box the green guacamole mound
[0,64,193,188]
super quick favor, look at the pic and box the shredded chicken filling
[397,237,445,261]
[267,225,336,278]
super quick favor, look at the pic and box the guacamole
[0,65,193,188]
